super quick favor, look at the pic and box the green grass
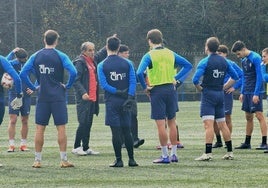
[0,100,268,188]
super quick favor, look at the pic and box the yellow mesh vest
[147,48,176,86]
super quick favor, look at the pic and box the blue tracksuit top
[97,55,136,97]
[8,59,32,96]
[20,48,77,102]
[0,55,22,94]
[136,48,193,90]
[240,51,263,95]
[224,59,243,90]
[193,53,239,90]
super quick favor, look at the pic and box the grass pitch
[0,101,267,188]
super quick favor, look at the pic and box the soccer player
[260,47,268,153]
[136,29,192,163]
[5,48,34,152]
[212,45,243,148]
[118,44,145,148]
[0,54,23,167]
[193,37,239,161]
[20,29,77,168]
[231,41,267,150]
[97,36,138,167]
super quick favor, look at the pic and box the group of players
[0,28,268,168]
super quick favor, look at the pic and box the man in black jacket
[72,41,106,155]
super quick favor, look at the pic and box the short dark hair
[206,37,220,53]
[119,44,129,53]
[231,40,246,53]
[15,48,28,59]
[146,29,163,44]
[44,30,59,45]
[217,45,229,55]
[106,36,121,51]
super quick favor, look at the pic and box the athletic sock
[170,145,177,156]
[9,139,15,146]
[35,152,42,162]
[161,146,169,158]
[216,134,222,143]
[60,152,68,161]
[225,140,233,152]
[262,136,267,145]
[245,135,251,145]
[20,139,27,145]
[205,143,212,154]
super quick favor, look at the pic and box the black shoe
[128,159,139,167]
[212,142,223,148]
[235,143,251,149]
[256,143,268,150]
[264,150,268,153]
[133,139,145,148]
[109,160,123,167]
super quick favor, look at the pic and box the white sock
[35,152,42,162]
[21,139,27,145]
[60,152,67,161]
[170,145,177,156]
[161,146,169,158]
[9,139,15,146]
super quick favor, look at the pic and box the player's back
[34,48,65,102]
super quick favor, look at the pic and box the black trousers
[110,126,134,161]
[74,101,95,151]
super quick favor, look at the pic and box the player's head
[15,48,28,63]
[231,40,247,58]
[81,42,95,58]
[118,44,129,59]
[205,37,220,53]
[106,36,121,52]
[217,44,229,57]
[44,30,60,46]
[262,47,268,64]
[146,29,163,45]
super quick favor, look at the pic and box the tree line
[0,0,267,97]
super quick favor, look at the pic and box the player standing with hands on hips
[193,37,239,161]
[20,29,77,168]
[136,29,192,164]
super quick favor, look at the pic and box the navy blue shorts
[149,84,178,120]
[9,94,31,116]
[35,101,68,126]
[242,94,263,113]
[224,91,233,115]
[105,96,131,127]
[200,89,225,119]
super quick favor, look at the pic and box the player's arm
[232,62,243,90]
[192,58,207,91]
[174,53,193,83]
[127,60,136,96]
[57,50,77,89]
[20,54,37,91]
[97,62,117,93]
[224,61,239,89]
[253,56,262,95]
[136,53,151,90]
[0,56,22,94]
